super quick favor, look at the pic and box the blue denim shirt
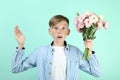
[12,43,100,80]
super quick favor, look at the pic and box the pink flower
[97,20,103,29]
[79,13,88,21]
[76,26,83,32]
[74,15,85,32]
[84,18,92,28]
[103,21,108,29]
[89,14,98,24]
[74,16,79,25]
[75,22,84,32]
[78,22,84,28]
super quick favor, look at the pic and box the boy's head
[49,15,69,28]
[49,15,70,46]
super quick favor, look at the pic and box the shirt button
[50,62,52,65]
[52,53,54,55]
[49,72,51,74]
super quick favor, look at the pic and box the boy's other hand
[14,25,25,49]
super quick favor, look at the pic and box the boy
[12,15,100,80]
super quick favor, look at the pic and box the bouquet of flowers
[74,11,108,60]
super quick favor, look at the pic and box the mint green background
[0,0,119,80]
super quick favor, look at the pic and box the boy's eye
[62,27,65,30]
[54,27,58,30]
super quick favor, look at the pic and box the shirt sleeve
[78,49,101,77]
[11,48,38,73]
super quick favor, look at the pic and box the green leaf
[77,13,79,16]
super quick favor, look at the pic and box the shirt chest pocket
[70,59,79,69]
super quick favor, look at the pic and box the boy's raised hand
[84,39,93,54]
[14,25,25,49]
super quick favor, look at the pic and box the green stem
[82,48,89,60]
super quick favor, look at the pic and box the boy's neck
[53,42,64,46]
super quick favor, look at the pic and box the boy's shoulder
[67,44,80,50]
[32,45,50,55]
[68,44,81,52]
[67,44,82,56]
[35,45,50,50]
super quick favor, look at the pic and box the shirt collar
[49,41,69,52]
[50,41,67,46]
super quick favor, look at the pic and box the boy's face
[49,21,70,45]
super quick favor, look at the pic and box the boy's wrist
[89,50,95,54]
[16,47,25,50]
[18,43,24,49]
[92,51,95,54]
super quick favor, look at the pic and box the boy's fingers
[14,25,22,34]
[15,25,19,30]
[14,26,18,33]
[85,39,92,42]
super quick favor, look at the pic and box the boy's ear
[67,29,70,35]
[48,28,52,35]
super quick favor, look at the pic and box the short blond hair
[49,15,69,27]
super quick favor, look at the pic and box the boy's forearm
[12,49,25,73]
[88,54,101,77]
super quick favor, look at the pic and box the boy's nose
[57,29,62,33]
[58,31,62,34]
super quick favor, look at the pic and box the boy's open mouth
[57,36,63,39]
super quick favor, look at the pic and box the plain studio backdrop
[0,0,119,80]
